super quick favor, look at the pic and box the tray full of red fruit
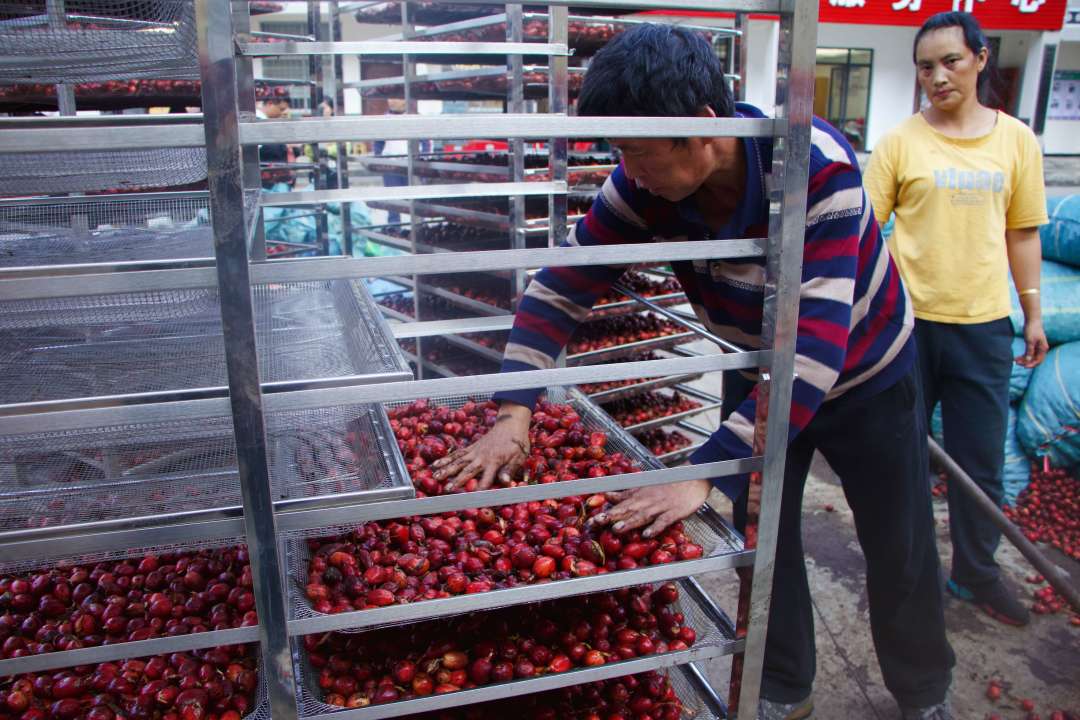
[0,642,266,720]
[603,389,719,435]
[566,315,696,366]
[375,664,726,720]
[283,389,746,631]
[292,581,737,717]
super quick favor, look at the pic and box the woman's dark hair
[577,23,734,126]
[913,11,1000,107]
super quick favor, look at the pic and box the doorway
[814,48,873,151]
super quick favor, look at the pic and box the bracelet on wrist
[1018,288,1040,297]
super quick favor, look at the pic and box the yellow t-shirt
[864,112,1048,324]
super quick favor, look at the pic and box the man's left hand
[589,478,712,539]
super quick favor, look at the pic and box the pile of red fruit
[301,400,703,613]
[1004,464,1080,561]
[426,282,510,310]
[0,645,259,720]
[984,679,1077,720]
[0,548,255,660]
[636,429,694,458]
[402,669,689,720]
[578,353,670,396]
[1025,574,1079,624]
[0,80,288,107]
[376,293,415,318]
[569,315,686,356]
[304,583,698,708]
[594,272,683,309]
[602,391,703,429]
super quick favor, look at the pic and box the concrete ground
[692,457,1080,719]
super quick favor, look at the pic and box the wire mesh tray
[567,330,698,366]
[0,279,411,404]
[292,579,734,719]
[0,401,412,540]
[0,147,208,196]
[0,192,251,267]
[284,387,745,629]
[0,0,199,84]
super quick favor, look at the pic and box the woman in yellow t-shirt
[865,12,1049,628]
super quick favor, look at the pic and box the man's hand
[588,478,711,539]
[432,403,532,492]
[1016,318,1049,369]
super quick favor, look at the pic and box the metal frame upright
[0,0,818,718]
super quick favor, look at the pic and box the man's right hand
[432,402,533,492]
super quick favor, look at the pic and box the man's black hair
[913,12,1001,107]
[577,23,735,123]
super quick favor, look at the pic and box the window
[814,48,873,151]
[259,21,312,110]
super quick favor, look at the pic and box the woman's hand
[588,479,712,539]
[1017,318,1049,369]
[432,404,532,491]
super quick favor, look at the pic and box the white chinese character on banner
[951,0,984,11]
[892,0,922,11]
[1010,0,1046,13]
[828,0,866,7]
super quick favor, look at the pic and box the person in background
[432,24,956,720]
[864,12,1049,628]
[374,98,409,225]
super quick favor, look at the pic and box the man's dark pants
[915,317,1012,590]
[724,367,955,708]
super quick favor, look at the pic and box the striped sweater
[494,103,915,497]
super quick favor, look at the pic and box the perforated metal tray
[0,0,199,84]
[0,191,258,267]
[292,579,737,720]
[0,402,413,545]
[0,279,411,404]
[0,148,208,196]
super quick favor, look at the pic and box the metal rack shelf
[292,578,741,720]
[618,385,724,435]
[0,190,259,271]
[567,330,698,366]
[0,279,410,407]
[0,0,199,85]
[584,366,705,404]
[655,420,715,467]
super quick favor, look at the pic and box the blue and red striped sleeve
[493,163,653,408]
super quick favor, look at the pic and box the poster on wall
[1048,71,1080,121]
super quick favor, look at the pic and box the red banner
[649,0,1068,30]
[818,0,1067,30]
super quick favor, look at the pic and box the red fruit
[412,673,433,696]
[5,690,28,712]
[677,543,703,560]
[511,545,538,570]
[1021,700,1035,712]
[469,657,492,684]
[366,589,394,607]
[445,573,468,594]
[583,649,606,666]
[622,542,649,560]
[548,654,572,673]
[532,556,555,578]
[393,660,416,684]
[490,661,514,682]
[49,699,81,719]
[442,650,468,670]
[514,658,536,677]
[986,683,1001,701]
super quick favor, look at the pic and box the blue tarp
[1009,337,1034,405]
[1010,260,1080,347]
[1003,406,1031,505]
[1042,195,1080,267]
[1017,341,1080,470]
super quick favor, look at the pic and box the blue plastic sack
[1017,341,1080,470]
[1009,337,1034,405]
[931,403,943,445]
[1042,195,1080,267]
[1003,407,1031,505]
[1010,260,1080,346]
